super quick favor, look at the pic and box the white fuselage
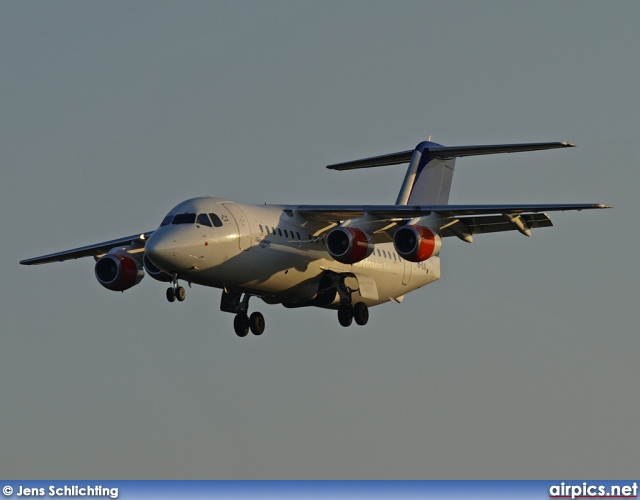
[144,197,440,309]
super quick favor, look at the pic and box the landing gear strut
[221,289,266,337]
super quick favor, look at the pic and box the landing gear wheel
[249,312,265,336]
[176,286,186,302]
[353,302,369,326]
[166,287,176,303]
[338,307,353,327]
[234,314,250,337]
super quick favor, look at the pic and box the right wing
[294,203,611,242]
[295,203,610,221]
[20,232,154,265]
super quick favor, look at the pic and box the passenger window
[160,215,173,227]
[296,232,301,240]
[284,230,289,238]
[278,229,282,237]
[259,224,264,233]
[377,249,381,257]
[209,213,223,227]
[197,213,213,227]
[172,213,196,224]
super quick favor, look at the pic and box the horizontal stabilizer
[327,150,413,170]
[327,142,575,170]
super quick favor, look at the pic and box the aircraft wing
[295,203,610,241]
[295,203,611,221]
[20,232,154,265]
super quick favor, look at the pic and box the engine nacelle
[95,254,144,292]
[143,254,173,282]
[326,227,373,264]
[393,225,442,262]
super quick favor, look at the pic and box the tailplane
[326,141,575,206]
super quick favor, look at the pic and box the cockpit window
[197,213,212,227]
[209,213,223,227]
[172,213,196,225]
[160,215,173,227]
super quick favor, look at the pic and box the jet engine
[95,254,144,291]
[326,227,373,264]
[143,254,173,282]
[393,225,442,262]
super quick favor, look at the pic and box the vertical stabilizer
[396,141,456,206]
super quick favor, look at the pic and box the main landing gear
[221,289,265,337]
[233,311,265,337]
[331,273,369,328]
[338,302,369,327]
[166,276,186,303]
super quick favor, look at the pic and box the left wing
[20,232,154,265]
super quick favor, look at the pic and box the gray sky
[2,1,638,479]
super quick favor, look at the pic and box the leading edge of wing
[20,232,154,265]
[296,204,611,221]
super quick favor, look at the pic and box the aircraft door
[222,203,252,251]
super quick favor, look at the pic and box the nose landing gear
[166,275,186,303]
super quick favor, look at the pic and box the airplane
[20,140,610,337]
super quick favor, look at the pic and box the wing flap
[439,213,553,239]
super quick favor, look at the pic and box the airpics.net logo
[549,482,638,499]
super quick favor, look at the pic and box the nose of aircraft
[144,231,175,272]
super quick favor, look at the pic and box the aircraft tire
[234,314,250,337]
[353,302,369,326]
[249,312,265,335]
[337,307,353,327]
[166,287,176,303]
[176,286,186,302]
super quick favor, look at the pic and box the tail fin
[326,141,575,206]
[397,141,454,205]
